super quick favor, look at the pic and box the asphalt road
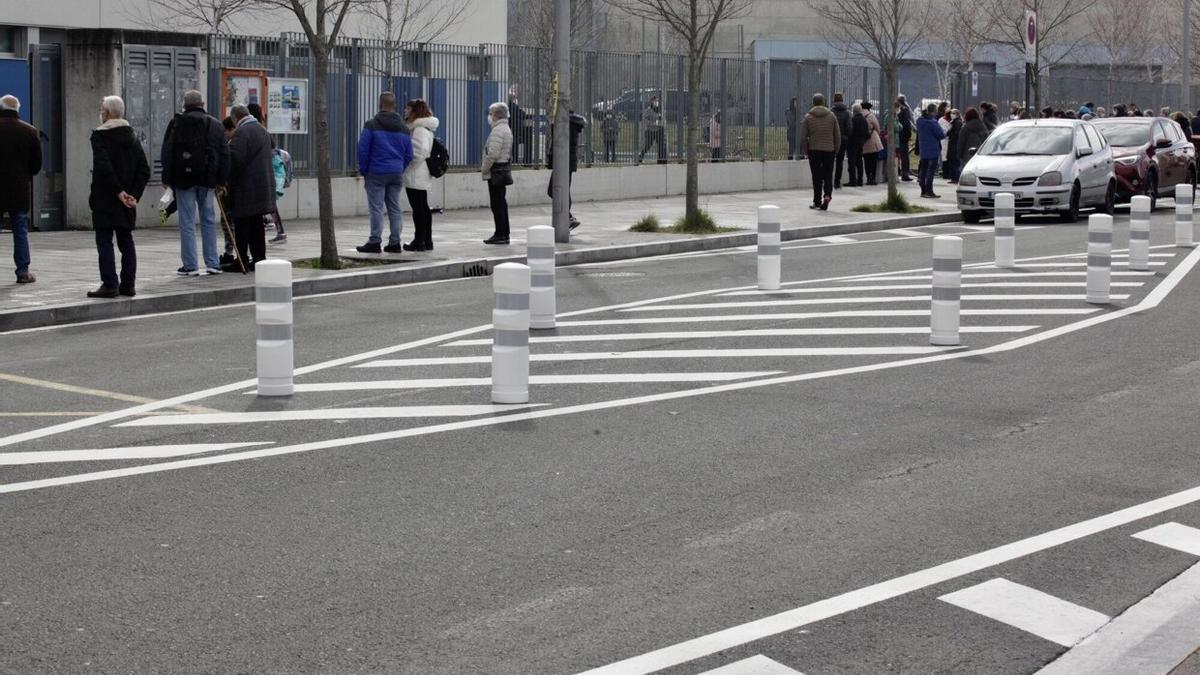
[3,208,1200,674]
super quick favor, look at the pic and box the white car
[957,119,1116,223]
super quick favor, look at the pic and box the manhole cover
[574,271,646,278]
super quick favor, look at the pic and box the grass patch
[629,214,661,232]
[850,192,934,214]
[291,256,409,270]
[671,209,741,234]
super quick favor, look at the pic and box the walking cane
[214,191,247,274]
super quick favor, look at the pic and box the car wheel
[1059,183,1081,223]
[1146,171,1158,211]
[1102,181,1117,215]
[962,210,982,224]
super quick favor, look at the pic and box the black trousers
[603,139,617,162]
[898,131,913,178]
[834,145,847,186]
[864,154,879,184]
[406,188,432,247]
[846,147,864,186]
[488,183,510,239]
[808,150,835,204]
[233,214,267,268]
[639,128,666,162]
[94,222,136,290]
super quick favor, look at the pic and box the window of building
[0,26,17,55]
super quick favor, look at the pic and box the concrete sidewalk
[0,180,958,330]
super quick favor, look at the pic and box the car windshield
[1096,124,1150,147]
[978,126,1073,156]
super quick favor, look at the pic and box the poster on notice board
[267,78,308,134]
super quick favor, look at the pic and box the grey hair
[101,95,125,119]
[851,103,862,114]
[231,104,250,120]
[183,90,204,109]
[0,94,19,112]
[488,102,509,119]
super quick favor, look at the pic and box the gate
[30,44,63,231]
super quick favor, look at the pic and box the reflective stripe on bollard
[527,225,556,330]
[757,205,782,291]
[255,259,294,397]
[993,192,1015,268]
[1087,213,1113,305]
[1129,195,1151,271]
[1176,184,1194,248]
[492,262,531,404]
[930,235,962,346]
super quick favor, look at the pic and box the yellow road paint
[0,373,219,414]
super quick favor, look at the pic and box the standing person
[846,103,868,187]
[916,103,946,199]
[402,98,439,252]
[786,97,799,160]
[482,102,514,245]
[638,95,666,164]
[798,93,841,211]
[938,105,953,179]
[981,101,1000,131]
[896,95,914,181]
[546,110,587,230]
[509,94,533,167]
[0,94,41,285]
[944,109,963,183]
[602,110,620,163]
[268,139,291,243]
[161,90,228,276]
[957,107,989,166]
[355,92,413,254]
[225,105,276,269]
[87,95,149,298]
[1191,109,1200,135]
[708,111,722,161]
[861,101,883,186]
[1173,112,1193,141]
[831,92,851,188]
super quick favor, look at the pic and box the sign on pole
[1023,10,1038,65]
[970,71,979,97]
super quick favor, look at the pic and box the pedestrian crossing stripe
[1132,522,1200,556]
[938,578,1110,647]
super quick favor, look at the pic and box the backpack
[274,148,294,188]
[170,113,212,186]
[426,137,449,178]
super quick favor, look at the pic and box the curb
[0,210,961,332]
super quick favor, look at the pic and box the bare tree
[809,0,929,204]
[253,0,367,269]
[921,0,995,103]
[511,0,604,50]
[606,0,751,227]
[1087,0,1155,106]
[125,0,257,32]
[360,0,471,79]
[978,0,1089,111]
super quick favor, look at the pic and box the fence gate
[30,44,63,231]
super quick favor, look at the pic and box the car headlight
[1038,171,1063,186]
[958,171,977,186]
[1114,156,1139,166]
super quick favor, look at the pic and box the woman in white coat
[403,99,439,252]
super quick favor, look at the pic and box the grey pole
[552,0,571,243]
[1185,0,1192,112]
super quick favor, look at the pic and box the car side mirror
[967,146,978,154]
[1156,138,1172,149]
[1077,147,1094,158]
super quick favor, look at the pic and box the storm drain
[463,261,492,278]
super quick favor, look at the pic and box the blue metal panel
[0,58,31,122]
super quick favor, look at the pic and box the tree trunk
[884,67,898,202]
[685,60,701,220]
[314,48,340,269]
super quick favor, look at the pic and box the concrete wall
[128,160,810,227]
[62,31,123,228]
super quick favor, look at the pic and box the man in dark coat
[161,90,229,276]
[831,92,851,189]
[226,105,276,269]
[786,98,799,160]
[547,111,587,230]
[0,95,42,284]
[88,95,150,298]
[896,95,914,181]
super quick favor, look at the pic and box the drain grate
[463,262,492,278]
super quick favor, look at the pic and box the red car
[1092,117,1196,210]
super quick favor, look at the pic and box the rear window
[1097,124,1151,147]
[978,126,1073,156]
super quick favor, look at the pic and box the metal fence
[206,34,1188,178]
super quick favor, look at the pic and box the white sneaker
[205,267,223,275]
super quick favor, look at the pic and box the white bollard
[255,259,294,397]
[993,192,1016,268]
[1087,213,1113,305]
[1176,184,1194,247]
[1129,195,1151,271]
[930,235,962,346]
[491,262,530,404]
[526,225,556,330]
[757,205,782,290]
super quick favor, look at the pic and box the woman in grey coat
[226,105,276,268]
[482,102,514,245]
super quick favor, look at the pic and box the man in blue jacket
[915,103,946,199]
[356,92,413,253]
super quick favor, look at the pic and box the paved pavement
[3,207,1200,673]
[0,180,955,325]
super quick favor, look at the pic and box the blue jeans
[918,158,940,195]
[175,186,218,270]
[365,174,404,245]
[2,210,30,277]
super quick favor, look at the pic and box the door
[1074,125,1098,202]
[1084,123,1113,203]
[30,44,63,231]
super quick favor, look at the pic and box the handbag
[488,162,513,187]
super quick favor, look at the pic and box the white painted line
[970,262,1166,268]
[444,326,1038,346]
[1132,522,1200,556]
[115,405,544,427]
[245,372,785,393]
[698,655,803,674]
[851,272,1156,281]
[0,443,274,465]
[818,235,857,243]
[886,228,932,238]
[720,282,1142,296]
[621,295,1130,311]
[939,578,1110,647]
[556,309,1098,327]
[1036,561,1200,675]
[359,347,960,368]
